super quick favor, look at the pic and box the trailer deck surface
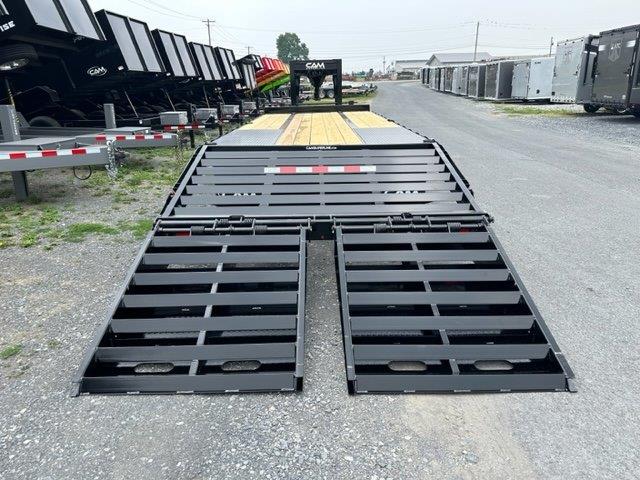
[216,111,425,146]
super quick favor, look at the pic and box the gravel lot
[1,84,639,479]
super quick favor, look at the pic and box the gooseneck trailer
[74,101,574,396]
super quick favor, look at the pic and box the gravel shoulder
[1,88,638,479]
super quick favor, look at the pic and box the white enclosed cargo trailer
[511,57,554,101]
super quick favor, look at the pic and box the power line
[215,21,476,35]
[144,0,201,19]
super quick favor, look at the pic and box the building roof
[394,60,428,69]
[427,52,492,65]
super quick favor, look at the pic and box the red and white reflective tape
[94,134,174,142]
[163,124,206,132]
[0,147,102,161]
[264,165,377,174]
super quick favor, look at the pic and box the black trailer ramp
[335,218,574,394]
[74,221,307,395]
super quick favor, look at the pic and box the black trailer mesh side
[335,219,574,394]
[75,222,307,395]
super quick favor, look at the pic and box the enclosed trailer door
[592,28,639,105]
[552,38,587,102]
[485,64,498,98]
[528,58,554,100]
[511,61,530,99]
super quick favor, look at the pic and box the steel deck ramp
[74,221,307,395]
[161,143,483,220]
[335,217,574,394]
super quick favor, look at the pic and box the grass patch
[62,222,119,243]
[119,219,154,239]
[0,203,62,248]
[0,344,22,360]
[496,105,579,117]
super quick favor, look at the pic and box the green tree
[276,33,309,63]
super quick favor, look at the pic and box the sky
[87,0,639,71]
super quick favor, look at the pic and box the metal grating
[161,144,483,220]
[74,221,307,395]
[335,218,574,394]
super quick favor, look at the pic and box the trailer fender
[28,116,61,128]
[0,44,38,71]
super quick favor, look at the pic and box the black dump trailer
[150,29,202,108]
[237,54,260,92]
[188,41,225,110]
[55,10,171,123]
[214,47,243,88]
[591,24,640,117]
[0,0,105,123]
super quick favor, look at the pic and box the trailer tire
[0,44,38,71]
[583,104,600,114]
[29,116,61,128]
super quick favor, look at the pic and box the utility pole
[549,36,554,55]
[202,19,214,46]
[383,56,386,74]
[247,46,252,55]
[473,21,480,61]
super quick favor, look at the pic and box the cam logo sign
[609,42,621,62]
[305,62,325,69]
[87,66,108,77]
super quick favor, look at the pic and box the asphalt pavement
[0,81,638,479]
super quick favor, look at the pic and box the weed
[62,222,119,242]
[0,344,22,360]
[119,219,154,239]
